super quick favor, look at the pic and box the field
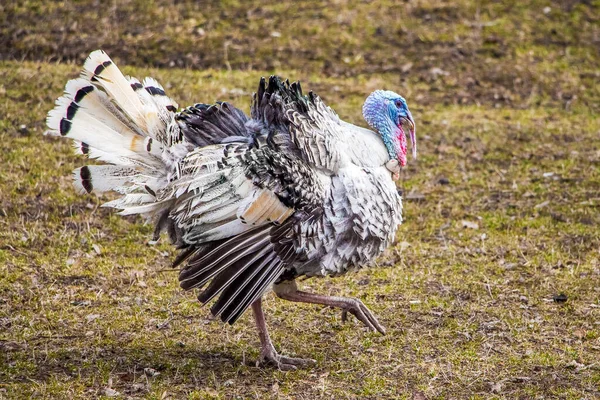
[1,0,599,398]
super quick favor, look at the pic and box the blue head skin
[362,90,416,167]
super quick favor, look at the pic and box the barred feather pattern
[251,77,343,172]
[47,51,403,324]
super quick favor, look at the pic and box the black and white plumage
[47,50,416,369]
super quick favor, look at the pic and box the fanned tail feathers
[47,50,180,217]
[48,53,296,325]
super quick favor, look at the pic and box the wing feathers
[218,259,284,324]
[251,76,342,171]
[238,188,294,225]
[178,224,289,324]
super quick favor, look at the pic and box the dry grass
[1,1,599,399]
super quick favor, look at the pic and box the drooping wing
[251,76,345,173]
[164,101,327,324]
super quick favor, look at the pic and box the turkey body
[47,50,408,369]
[174,118,403,283]
[171,90,403,325]
[281,126,403,279]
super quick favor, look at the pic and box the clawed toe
[273,287,387,340]
[259,350,316,371]
[340,299,386,335]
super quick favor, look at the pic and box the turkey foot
[258,343,316,371]
[274,281,386,335]
[252,298,316,371]
[338,298,386,334]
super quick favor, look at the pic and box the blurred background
[1,1,599,399]
[2,0,598,108]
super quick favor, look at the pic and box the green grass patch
[1,1,600,398]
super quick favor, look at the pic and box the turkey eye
[395,100,403,108]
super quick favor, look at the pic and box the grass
[1,0,599,399]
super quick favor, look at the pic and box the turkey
[46,50,417,370]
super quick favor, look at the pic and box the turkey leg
[274,280,386,334]
[251,298,316,370]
